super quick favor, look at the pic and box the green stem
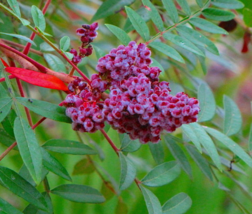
[145,0,210,45]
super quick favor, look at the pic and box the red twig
[100,129,120,155]
[0,75,15,82]
[23,0,52,55]
[0,43,48,72]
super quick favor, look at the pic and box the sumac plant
[0,0,251,213]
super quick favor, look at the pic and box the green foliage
[0,0,251,213]
[51,184,105,203]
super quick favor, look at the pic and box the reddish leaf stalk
[0,75,15,83]
[0,42,48,73]
[7,58,33,126]
[0,117,46,161]
[16,76,33,126]
[2,39,43,56]
[22,0,52,55]
[100,129,120,154]
[0,43,74,83]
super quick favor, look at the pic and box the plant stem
[100,129,120,154]
[2,39,43,55]
[22,0,52,55]
[43,176,51,194]
[0,75,15,83]
[0,3,90,84]
[145,0,210,45]
[0,42,48,72]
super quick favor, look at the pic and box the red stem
[0,43,48,72]
[0,75,15,82]
[100,129,120,155]
[16,78,33,126]
[8,58,33,126]
[22,0,52,55]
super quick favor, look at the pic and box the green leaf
[42,139,96,155]
[92,0,135,21]
[41,148,71,181]
[202,8,235,21]
[177,0,191,16]
[185,144,213,181]
[149,41,185,63]
[148,142,165,164]
[243,8,252,27]
[162,192,192,214]
[20,18,30,26]
[248,123,252,154]
[115,200,128,214]
[0,167,47,210]
[211,0,244,9]
[197,83,216,122]
[92,45,106,59]
[190,17,228,34]
[0,32,36,46]
[31,6,46,31]
[23,192,53,214]
[44,53,66,72]
[7,0,21,17]
[141,161,181,187]
[0,97,12,123]
[0,128,16,148]
[16,97,71,123]
[163,33,204,56]
[119,133,141,152]
[142,0,164,31]
[101,181,114,201]
[51,184,105,203]
[119,152,136,190]
[176,26,219,55]
[198,55,207,74]
[0,84,9,99]
[140,185,162,214]
[223,95,242,136]
[181,125,202,153]
[123,7,151,33]
[196,0,204,7]
[105,24,131,46]
[14,117,42,184]
[150,58,165,73]
[2,109,16,137]
[164,136,192,178]
[72,158,95,175]
[205,127,252,168]
[162,0,179,23]
[189,123,222,171]
[0,197,23,214]
[40,42,55,52]
[59,36,70,52]
[125,6,150,41]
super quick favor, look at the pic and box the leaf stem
[22,0,52,55]
[0,3,90,84]
[100,129,120,154]
[145,0,210,45]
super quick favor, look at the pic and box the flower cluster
[63,77,105,133]
[64,41,200,143]
[70,22,98,64]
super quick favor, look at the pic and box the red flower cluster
[70,22,98,64]
[63,42,200,143]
